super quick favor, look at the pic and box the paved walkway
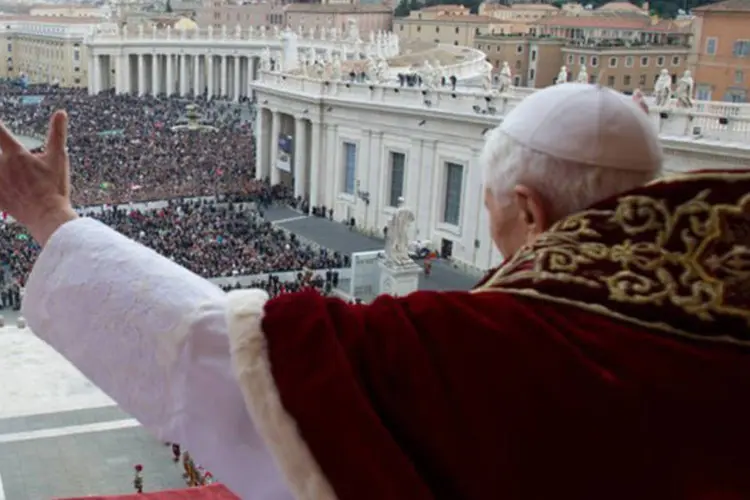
[0,205,482,499]
[269,209,479,292]
[0,327,187,499]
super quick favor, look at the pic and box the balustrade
[254,70,750,145]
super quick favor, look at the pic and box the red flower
[134,464,143,472]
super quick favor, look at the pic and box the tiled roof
[434,14,496,22]
[284,3,391,12]
[537,14,690,33]
[536,15,651,28]
[482,4,510,10]
[596,1,645,12]
[693,0,750,11]
[511,4,559,10]
[422,4,467,11]
[650,19,692,32]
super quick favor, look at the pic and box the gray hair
[480,127,661,220]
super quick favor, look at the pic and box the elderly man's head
[480,83,663,258]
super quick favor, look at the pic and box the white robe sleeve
[21,217,292,500]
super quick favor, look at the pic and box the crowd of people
[0,83,265,206]
[0,84,349,290]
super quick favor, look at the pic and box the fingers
[45,110,69,157]
[632,91,649,114]
[0,121,25,154]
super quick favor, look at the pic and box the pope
[1,84,750,500]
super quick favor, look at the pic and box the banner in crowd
[98,129,125,137]
[276,134,293,173]
[350,250,384,302]
[19,95,43,105]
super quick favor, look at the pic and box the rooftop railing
[254,70,750,146]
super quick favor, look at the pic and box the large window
[388,151,405,207]
[443,162,463,226]
[733,40,750,57]
[706,37,717,55]
[343,142,356,194]
[696,84,712,101]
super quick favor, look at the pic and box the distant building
[474,0,691,93]
[394,5,501,47]
[285,4,393,34]
[29,4,106,17]
[0,16,96,87]
[692,0,750,102]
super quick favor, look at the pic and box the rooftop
[596,1,647,12]
[284,3,392,13]
[397,14,498,23]
[694,0,750,12]
[0,14,104,24]
[537,14,690,32]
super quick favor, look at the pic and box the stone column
[193,54,201,95]
[270,110,281,185]
[255,107,264,180]
[179,54,188,96]
[293,117,307,199]
[90,55,99,95]
[220,55,228,98]
[115,55,126,94]
[151,54,160,96]
[166,54,174,96]
[137,54,146,96]
[233,56,241,101]
[309,120,321,211]
[246,56,254,99]
[207,55,214,99]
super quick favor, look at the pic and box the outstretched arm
[23,217,291,500]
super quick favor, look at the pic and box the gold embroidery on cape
[475,173,750,345]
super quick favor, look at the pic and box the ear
[513,184,550,238]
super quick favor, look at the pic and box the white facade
[251,70,750,274]
[85,25,401,99]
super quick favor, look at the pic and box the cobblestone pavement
[0,328,189,500]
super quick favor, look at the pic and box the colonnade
[89,52,259,101]
[255,107,321,209]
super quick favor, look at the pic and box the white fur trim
[226,289,338,500]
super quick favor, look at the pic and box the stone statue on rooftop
[221,25,227,39]
[330,26,339,41]
[676,70,694,108]
[375,57,390,83]
[556,65,568,84]
[346,17,360,43]
[235,24,242,39]
[260,47,271,72]
[365,56,378,82]
[420,60,437,89]
[497,61,512,93]
[654,68,672,107]
[576,65,589,84]
[259,26,266,38]
[483,71,494,93]
[247,26,254,38]
[384,197,416,267]
[331,53,343,81]
[273,26,280,38]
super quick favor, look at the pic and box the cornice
[253,82,500,128]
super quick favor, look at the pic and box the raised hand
[0,110,78,245]
[632,89,649,114]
